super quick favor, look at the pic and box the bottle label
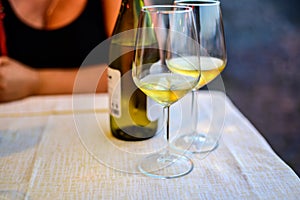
[108,67,121,118]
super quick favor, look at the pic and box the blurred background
[220,0,300,175]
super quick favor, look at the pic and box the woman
[0,0,121,102]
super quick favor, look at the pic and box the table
[0,92,299,199]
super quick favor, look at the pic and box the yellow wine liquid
[167,56,226,89]
[134,73,198,106]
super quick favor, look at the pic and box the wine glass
[132,5,200,179]
[173,0,227,153]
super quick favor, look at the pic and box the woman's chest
[8,0,87,30]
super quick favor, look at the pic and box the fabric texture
[0,92,299,199]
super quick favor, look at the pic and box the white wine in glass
[173,0,227,153]
[133,5,200,179]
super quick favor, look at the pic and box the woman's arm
[38,64,108,95]
[0,56,107,102]
[0,1,120,102]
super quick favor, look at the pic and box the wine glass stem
[191,90,198,133]
[164,106,170,144]
[162,105,174,160]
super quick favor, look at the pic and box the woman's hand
[0,56,39,102]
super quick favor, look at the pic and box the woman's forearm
[0,56,108,102]
[36,65,108,95]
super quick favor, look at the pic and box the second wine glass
[132,5,200,179]
[173,0,227,154]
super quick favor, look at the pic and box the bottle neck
[114,0,144,32]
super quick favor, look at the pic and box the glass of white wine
[173,0,227,153]
[132,5,200,179]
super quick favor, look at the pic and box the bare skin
[0,0,121,102]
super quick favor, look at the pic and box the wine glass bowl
[132,5,200,179]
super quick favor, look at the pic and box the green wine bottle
[108,0,159,141]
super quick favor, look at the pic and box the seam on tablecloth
[221,132,261,199]
[0,108,108,118]
[24,117,49,199]
[0,93,109,118]
[221,97,266,199]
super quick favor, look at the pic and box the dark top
[3,0,107,68]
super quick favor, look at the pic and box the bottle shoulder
[112,0,144,34]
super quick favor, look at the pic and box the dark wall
[220,0,300,175]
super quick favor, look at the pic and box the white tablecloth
[0,92,299,199]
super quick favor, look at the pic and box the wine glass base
[172,133,219,154]
[138,150,194,179]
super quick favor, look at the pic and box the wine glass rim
[175,0,220,6]
[142,5,193,13]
